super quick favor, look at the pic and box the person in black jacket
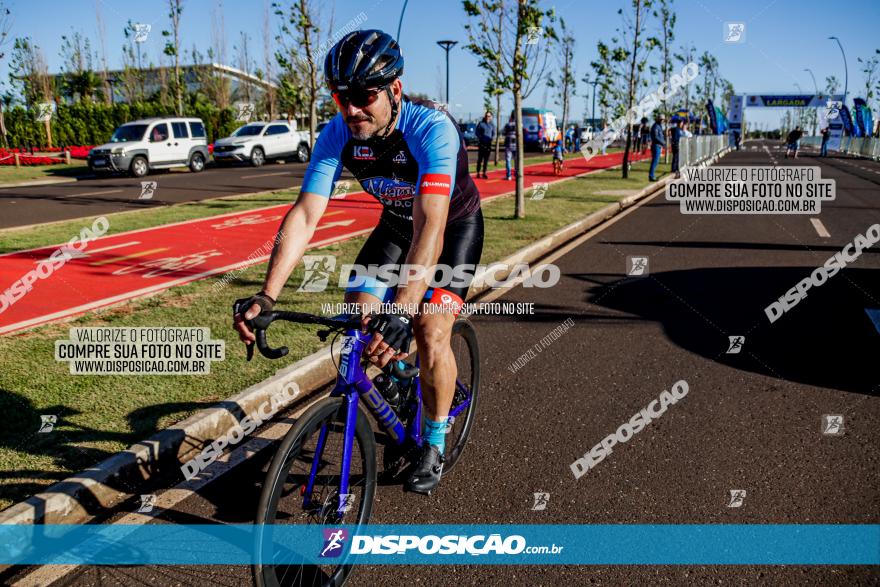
[474,111,495,178]
[649,113,666,181]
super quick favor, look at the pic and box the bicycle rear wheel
[253,397,376,587]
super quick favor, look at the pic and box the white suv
[88,117,209,177]
[213,120,311,166]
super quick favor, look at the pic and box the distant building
[52,63,278,106]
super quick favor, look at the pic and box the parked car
[458,122,478,146]
[88,117,209,177]
[213,120,310,167]
[315,121,330,141]
[519,108,561,151]
[579,126,594,143]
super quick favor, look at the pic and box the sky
[2,0,879,129]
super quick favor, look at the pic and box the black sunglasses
[332,85,388,108]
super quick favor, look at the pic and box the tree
[825,75,840,96]
[857,52,879,110]
[234,31,255,104]
[673,42,696,113]
[95,2,112,104]
[273,0,324,148]
[120,20,148,103]
[463,0,555,219]
[8,37,53,109]
[654,0,675,117]
[59,29,101,103]
[546,17,575,143]
[592,0,657,179]
[0,2,11,147]
[161,0,185,115]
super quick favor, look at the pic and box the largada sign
[746,94,844,108]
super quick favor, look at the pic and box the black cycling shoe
[405,444,445,495]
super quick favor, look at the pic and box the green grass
[0,158,668,510]
[0,160,91,184]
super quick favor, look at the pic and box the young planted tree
[273,0,322,148]
[234,31,255,104]
[593,0,657,179]
[825,75,840,96]
[161,0,185,115]
[121,20,148,103]
[857,52,879,111]
[0,2,12,147]
[653,0,674,160]
[463,0,555,219]
[673,42,695,113]
[59,29,101,103]
[546,17,575,143]
[95,3,112,104]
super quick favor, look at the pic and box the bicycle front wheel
[253,397,376,587]
[443,318,481,471]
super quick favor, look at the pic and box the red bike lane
[0,150,647,334]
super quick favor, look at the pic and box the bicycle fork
[303,330,407,518]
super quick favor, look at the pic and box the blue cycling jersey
[301,96,481,222]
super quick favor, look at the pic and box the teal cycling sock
[424,416,449,454]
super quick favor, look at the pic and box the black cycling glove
[233,292,276,361]
[233,291,276,320]
[368,313,414,353]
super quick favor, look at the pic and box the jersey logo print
[361,176,416,212]
[392,150,407,164]
[353,145,375,160]
[419,173,452,195]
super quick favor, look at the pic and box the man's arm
[233,192,330,343]
[393,193,449,310]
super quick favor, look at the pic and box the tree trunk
[622,0,642,179]
[514,90,524,219]
[513,0,525,219]
[493,8,503,167]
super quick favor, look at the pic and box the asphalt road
[0,149,543,229]
[7,140,879,585]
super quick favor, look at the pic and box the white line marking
[240,171,291,179]
[810,218,831,238]
[12,392,327,586]
[61,189,124,199]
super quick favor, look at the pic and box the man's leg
[649,145,660,179]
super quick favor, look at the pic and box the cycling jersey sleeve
[405,109,460,198]
[301,116,347,197]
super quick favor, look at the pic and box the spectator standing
[820,127,831,157]
[573,123,581,152]
[474,111,495,179]
[504,113,517,180]
[671,118,684,178]
[649,112,666,181]
[784,126,804,159]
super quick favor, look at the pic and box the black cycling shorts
[347,208,484,300]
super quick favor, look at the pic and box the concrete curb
[0,148,729,526]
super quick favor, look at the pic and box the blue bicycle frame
[301,326,472,517]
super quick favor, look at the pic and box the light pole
[804,69,820,135]
[804,68,819,97]
[828,36,848,106]
[436,40,458,105]
[583,76,600,129]
[396,0,409,41]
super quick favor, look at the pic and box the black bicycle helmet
[324,29,404,92]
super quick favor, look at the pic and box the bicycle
[246,308,481,587]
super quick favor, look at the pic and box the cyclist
[233,29,484,495]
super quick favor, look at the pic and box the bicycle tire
[443,318,481,471]
[253,397,376,587]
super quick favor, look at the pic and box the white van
[88,117,210,177]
